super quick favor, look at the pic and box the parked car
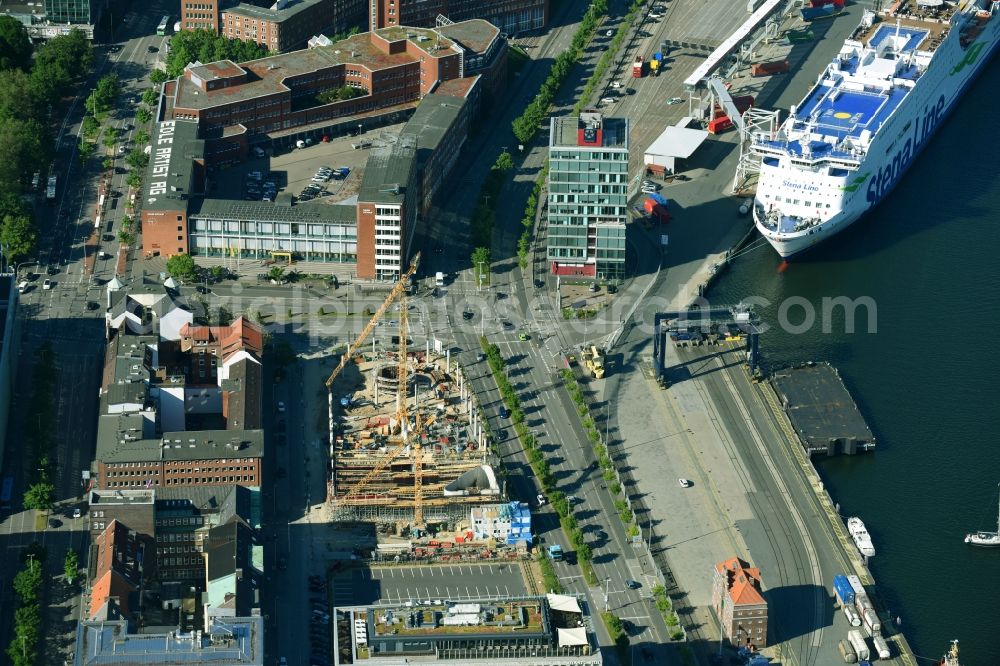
[626,579,641,589]
[678,478,692,488]
[276,401,286,413]
[605,29,614,37]
[73,507,82,518]
[43,279,53,290]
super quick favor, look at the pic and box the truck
[846,575,865,597]
[643,197,671,224]
[650,53,662,76]
[547,545,564,561]
[847,630,870,662]
[583,346,606,379]
[842,604,861,627]
[833,574,855,606]
[871,634,891,660]
[707,94,756,134]
[751,59,791,77]
[861,607,881,637]
[632,55,644,78]
[838,639,858,663]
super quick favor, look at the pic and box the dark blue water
[709,62,1000,665]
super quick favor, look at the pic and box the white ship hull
[752,4,1000,258]
[847,516,876,558]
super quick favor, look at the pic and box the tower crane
[324,253,420,390]
[327,252,427,528]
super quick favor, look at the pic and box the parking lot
[211,123,407,205]
[333,563,531,607]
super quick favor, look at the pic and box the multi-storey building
[95,284,266,490]
[87,520,150,623]
[181,0,367,52]
[712,556,769,649]
[368,0,547,36]
[546,111,629,282]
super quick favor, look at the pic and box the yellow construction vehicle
[583,345,606,379]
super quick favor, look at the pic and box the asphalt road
[0,6,181,662]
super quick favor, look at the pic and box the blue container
[653,52,663,61]
[649,193,669,207]
[833,574,855,605]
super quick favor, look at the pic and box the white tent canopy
[557,627,588,647]
[644,125,710,171]
[546,593,582,614]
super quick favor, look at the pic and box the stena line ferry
[751,0,999,257]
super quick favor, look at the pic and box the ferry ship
[752,0,999,258]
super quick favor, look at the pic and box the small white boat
[965,484,1000,547]
[847,516,875,558]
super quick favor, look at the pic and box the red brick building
[181,0,367,53]
[712,557,769,648]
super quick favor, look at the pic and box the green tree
[126,171,142,189]
[165,29,268,78]
[267,266,285,282]
[126,147,149,170]
[118,230,134,246]
[142,87,158,106]
[149,69,168,84]
[166,253,197,280]
[102,126,119,148]
[317,85,365,104]
[0,16,32,71]
[94,72,121,112]
[12,565,41,604]
[63,549,79,583]
[0,211,37,262]
[0,70,44,122]
[81,115,100,139]
[135,106,152,124]
[494,150,514,172]
[22,481,54,510]
[134,128,150,145]
[103,157,113,170]
[77,139,95,165]
[29,29,93,106]
[471,246,491,281]
[0,117,51,192]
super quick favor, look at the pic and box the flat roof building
[181,0,367,53]
[547,112,629,282]
[368,0,547,36]
[334,594,601,665]
[73,615,265,665]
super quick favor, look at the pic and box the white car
[43,279,53,290]
[277,401,286,413]
[667,97,684,105]
[610,81,622,89]
[72,508,82,518]
[536,493,547,506]
[600,97,617,106]
[678,478,692,488]
[605,29,614,37]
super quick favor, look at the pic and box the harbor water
[707,63,1000,664]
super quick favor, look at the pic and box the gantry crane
[327,252,427,528]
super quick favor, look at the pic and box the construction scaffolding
[327,350,501,526]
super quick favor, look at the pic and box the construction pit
[326,346,510,539]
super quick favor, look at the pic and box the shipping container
[846,575,865,596]
[855,591,874,616]
[833,574,855,606]
[848,630,870,662]
[707,116,734,134]
[648,193,669,207]
[751,59,791,76]
[872,634,891,660]
[843,604,861,627]
[838,639,858,663]
[633,56,644,77]
[862,608,881,636]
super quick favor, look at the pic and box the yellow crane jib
[324,252,421,389]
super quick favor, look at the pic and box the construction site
[322,255,511,545]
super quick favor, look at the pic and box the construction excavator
[325,253,429,527]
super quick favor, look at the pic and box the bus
[156,16,171,36]
[1,475,13,510]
